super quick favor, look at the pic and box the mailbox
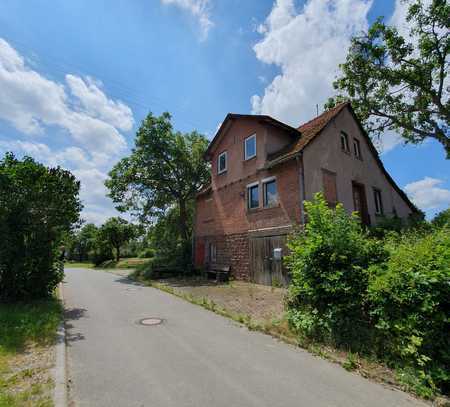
[273,247,282,261]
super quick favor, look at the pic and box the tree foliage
[328,0,449,156]
[66,223,98,262]
[432,207,450,227]
[98,217,136,262]
[105,112,210,265]
[0,153,82,302]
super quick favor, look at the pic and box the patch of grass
[0,298,62,354]
[64,261,94,269]
[343,352,359,371]
[98,257,151,270]
[0,298,61,406]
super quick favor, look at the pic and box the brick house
[193,103,417,285]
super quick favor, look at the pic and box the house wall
[302,107,413,223]
[195,119,301,280]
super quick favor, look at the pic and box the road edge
[53,282,68,407]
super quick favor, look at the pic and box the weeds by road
[0,298,62,406]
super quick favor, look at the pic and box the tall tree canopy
[105,112,210,262]
[98,217,136,262]
[328,0,449,157]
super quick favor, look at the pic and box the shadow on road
[64,307,87,344]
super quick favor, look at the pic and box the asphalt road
[63,268,426,407]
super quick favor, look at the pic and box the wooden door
[352,182,370,225]
[250,235,289,286]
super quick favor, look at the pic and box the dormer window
[217,151,227,174]
[340,131,349,152]
[244,134,256,160]
[353,138,362,159]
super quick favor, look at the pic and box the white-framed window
[217,151,227,174]
[263,177,278,207]
[244,134,256,160]
[353,138,362,159]
[373,188,383,215]
[340,131,349,152]
[247,182,259,209]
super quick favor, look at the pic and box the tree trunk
[116,246,120,262]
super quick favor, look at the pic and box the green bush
[0,154,81,302]
[138,247,155,259]
[368,227,450,394]
[432,208,450,228]
[286,193,386,347]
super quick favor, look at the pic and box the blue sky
[0,0,448,223]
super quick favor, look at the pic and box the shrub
[0,154,81,302]
[432,208,450,228]
[368,227,450,393]
[286,193,386,347]
[138,247,155,259]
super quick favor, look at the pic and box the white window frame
[217,151,227,174]
[262,177,278,207]
[244,134,257,160]
[247,181,259,209]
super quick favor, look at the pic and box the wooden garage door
[249,235,289,286]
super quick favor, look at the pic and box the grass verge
[0,298,62,406]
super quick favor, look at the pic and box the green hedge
[286,193,449,397]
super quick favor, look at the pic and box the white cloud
[66,74,133,132]
[161,0,213,40]
[404,177,450,210]
[0,38,130,157]
[251,0,372,127]
[0,38,135,224]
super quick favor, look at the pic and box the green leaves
[105,112,210,262]
[0,153,82,302]
[330,0,449,157]
[286,193,450,395]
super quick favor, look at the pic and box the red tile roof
[267,102,349,167]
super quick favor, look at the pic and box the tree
[432,207,450,227]
[98,217,136,262]
[328,0,449,157]
[105,112,210,264]
[67,223,98,262]
[0,153,82,301]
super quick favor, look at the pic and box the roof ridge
[297,101,349,130]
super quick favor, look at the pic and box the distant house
[194,103,417,285]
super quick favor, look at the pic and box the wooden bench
[205,264,230,282]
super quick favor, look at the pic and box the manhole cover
[138,318,163,326]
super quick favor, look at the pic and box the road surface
[63,268,426,407]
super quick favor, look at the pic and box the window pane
[245,136,256,159]
[341,132,349,151]
[248,185,259,208]
[218,152,226,173]
[264,180,277,206]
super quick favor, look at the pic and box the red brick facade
[194,116,303,280]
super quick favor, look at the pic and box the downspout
[296,153,306,225]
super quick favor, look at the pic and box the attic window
[244,134,256,160]
[340,131,349,152]
[217,151,227,174]
[353,138,362,159]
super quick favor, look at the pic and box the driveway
[63,268,426,407]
